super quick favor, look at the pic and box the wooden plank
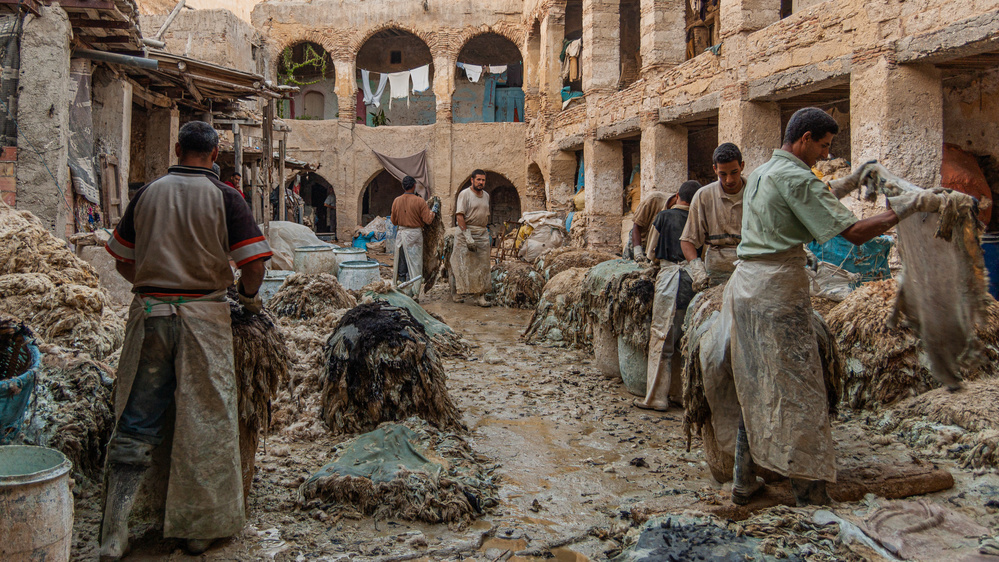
[70,18,132,29]
[0,0,41,15]
[57,0,116,11]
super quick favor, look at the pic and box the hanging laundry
[562,39,582,82]
[361,69,388,108]
[410,65,431,94]
[387,71,411,109]
[488,65,507,75]
[463,63,483,83]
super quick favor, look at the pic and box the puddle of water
[481,536,529,552]
[511,547,591,562]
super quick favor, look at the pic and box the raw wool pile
[490,261,544,308]
[535,247,619,281]
[582,260,655,350]
[876,378,999,470]
[299,417,498,530]
[825,279,999,409]
[734,506,872,562]
[0,203,123,360]
[523,267,592,348]
[366,288,472,358]
[810,295,840,318]
[814,157,851,180]
[422,196,447,291]
[267,273,357,318]
[320,302,463,435]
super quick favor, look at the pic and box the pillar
[540,8,566,113]
[92,68,133,205]
[851,58,943,188]
[549,151,578,211]
[640,0,685,70]
[719,0,781,39]
[718,98,781,173]
[144,106,179,182]
[334,59,357,126]
[641,121,687,194]
[15,5,71,236]
[582,0,620,91]
[433,55,454,124]
[583,137,623,250]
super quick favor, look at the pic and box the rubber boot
[791,478,832,507]
[634,351,671,411]
[731,424,764,505]
[476,294,491,307]
[185,538,215,555]
[98,463,146,561]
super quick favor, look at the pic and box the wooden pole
[278,135,286,221]
[232,122,243,193]
[250,160,259,222]
[262,99,274,237]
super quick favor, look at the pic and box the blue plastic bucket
[983,234,999,300]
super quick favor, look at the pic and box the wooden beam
[262,99,274,236]
[0,0,40,15]
[55,0,115,11]
[278,137,286,221]
[70,18,132,29]
[182,75,203,103]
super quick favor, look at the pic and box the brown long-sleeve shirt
[391,193,435,228]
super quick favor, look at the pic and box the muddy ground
[68,284,999,561]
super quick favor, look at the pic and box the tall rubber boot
[791,478,832,507]
[731,423,764,505]
[98,463,146,561]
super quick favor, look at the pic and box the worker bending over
[451,169,492,307]
[102,121,272,559]
[390,175,438,300]
[680,143,746,289]
[719,107,935,506]
[627,190,670,262]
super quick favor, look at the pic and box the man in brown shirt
[627,190,670,262]
[680,142,746,289]
[390,176,438,299]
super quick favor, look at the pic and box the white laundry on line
[387,71,411,108]
[488,65,507,75]
[360,69,388,108]
[463,63,482,83]
[410,64,430,93]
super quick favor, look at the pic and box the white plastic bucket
[338,260,381,291]
[260,270,293,303]
[0,445,73,561]
[331,247,367,276]
[593,324,620,380]
[292,245,336,275]
[617,335,648,397]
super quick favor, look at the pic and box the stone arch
[453,25,525,59]
[272,31,336,65]
[453,32,525,123]
[355,27,437,126]
[358,169,403,225]
[276,40,338,120]
[349,23,437,60]
[453,171,521,227]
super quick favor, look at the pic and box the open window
[685,0,719,61]
[619,0,641,88]
[356,29,436,126]
[454,33,524,123]
[278,42,336,120]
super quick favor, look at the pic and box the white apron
[115,292,245,539]
[646,264,683,401]
[449,226,491,295]
[392,226,424,284]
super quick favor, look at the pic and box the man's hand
[827,159,877,199]
[463,229,477,251]
[887,188,948,221]
[430,200,441,215]
[686,258,709,292]
[236,279,263,314]
[633,244,646,263]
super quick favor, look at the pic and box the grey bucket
[0,445,74,561]
[292,245,336,275]
[338,260,381,291]
[260,270,293,303]
[331,247,367,276]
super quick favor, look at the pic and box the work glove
[463,229,477,252]
[633,244,646,263]
[887,188,948,221]
[430,200,441,215]
[236,279,263,315]
[686,258,709,292]
[826,159,877,199]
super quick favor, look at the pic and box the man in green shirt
[714,107,939,507]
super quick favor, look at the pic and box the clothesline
[455,62,510,83]
[359,64,432,109]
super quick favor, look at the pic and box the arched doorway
[454,171,522,227]
[359,170,403,225]
[295,172,336,234]
[526,162,546,211]
[454,33,524,123]
[278,42,337,120]
[356,29,436,126]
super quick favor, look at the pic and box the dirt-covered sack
[518,218,566,263]
[808,261,859,302]
[266,221,332,270]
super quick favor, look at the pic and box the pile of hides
[735,506,876,562]
[0,203,123,359]
[523,267,591,348]
[582,260,656,351]
[319,302,463,435]
[535,247,619,281]
[825,279,999,409]
[267,273,357,318]
[366,288,472,358]
[876,378,999,470]
[299,417,498,529]
[813,157,851,180]
[612,515,805,562]
[422,196,446,291]
[490,261,544,309]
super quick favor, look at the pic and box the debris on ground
[490,261,544,309]
[299,417,498,529]
[0,203,123,359]
[523,267,591,347]
[320,301,463,434]
[612,514,805,561]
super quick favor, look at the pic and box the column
[433,55,455,124]
[719,0,781,39]
[144,106,179,182]
[540,8,566,113]
[583,137,624,250]
[15,5,71,236]
[92,69,133,205]
[851,58,943,188]
[548,151,578,211]
[718,98,781,172]
[334,59,357,126]
[641,120,687,195]
[640,0,685,70]
[582,0,621,91]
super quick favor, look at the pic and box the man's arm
[630,224,641,248]
[680,240,699,262]
[839,210,899,246]
[456,213,467,231]
[238,257,267,296]
[115,260,136,284]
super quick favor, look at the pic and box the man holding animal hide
[391,175,439,300]
[680,142,748,290]
[451,169,493,307]
[102,121,272,558]
[716,107,941,507]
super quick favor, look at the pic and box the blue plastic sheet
[807,234,894,285]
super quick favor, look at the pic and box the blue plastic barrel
[983,234,999,300]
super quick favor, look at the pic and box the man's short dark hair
[678,180,702,204]
[471,169,486,179]
[784,107,839,144]
[178,121,218,155]
[402,175,416,191]
[712,143,743,165]
[231,172,241,178]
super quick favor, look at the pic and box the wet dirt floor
[69,283,999,561]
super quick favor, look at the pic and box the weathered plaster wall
[943,68,999,165]
[140,10,261,73]
[138,0,263,23]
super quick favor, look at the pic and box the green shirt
[738,149,858,259]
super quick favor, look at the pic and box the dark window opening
[780,0,793,18]
[390,50,402,64]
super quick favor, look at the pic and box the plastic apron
[449,226,491,295]
[645,264,683,402]
[711,247,836,482]
[703,245,738,286]
[392,226,424,284]
[114,291,245,539]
